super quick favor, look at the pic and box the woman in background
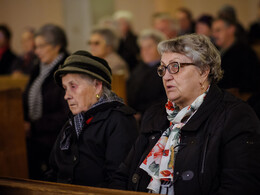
[23,24,69,180]
[127,29,166,122]
[88,27,129,79]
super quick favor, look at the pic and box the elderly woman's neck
[177,85,209,110]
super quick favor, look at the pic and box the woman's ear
[94,79,103,94]
[200,65,210,83]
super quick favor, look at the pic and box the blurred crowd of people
[1,3,260,182]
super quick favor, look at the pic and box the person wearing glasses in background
[88,27,129,79]
[23,24,69,180]
[110,34,260,195]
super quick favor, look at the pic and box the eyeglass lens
[88,41,100,46]
[157,62,179,77]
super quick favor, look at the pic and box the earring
[200,83,204,90]
[96,94,100,100]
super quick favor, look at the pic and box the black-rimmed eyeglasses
[157,62,195,77]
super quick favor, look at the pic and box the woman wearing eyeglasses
[23,24,69,180]
[88,27,129,79]
[110,34,260,195]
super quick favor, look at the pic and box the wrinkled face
[140,38,160,64]
[89,33,109,58]
[62,74,102,115]
[35,36,60,64]
[161,52,208,109]
[196,23,211,37]
[21,31,35,53]
[212,20,230,48]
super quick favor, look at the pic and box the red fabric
[0,46,8,60]
[86,117,93,125]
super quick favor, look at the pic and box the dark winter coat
[127,61,167,115]
[0,48,18,74]
[23,54,69,148]
[23,54,69,179]
[117,31,139,72]
[110,84,260,195]
[218,41,260,92]
[48,101,138,187]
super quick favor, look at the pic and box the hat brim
[54,66,112,89]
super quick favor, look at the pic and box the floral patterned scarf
[139,89,208,194]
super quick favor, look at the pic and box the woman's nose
[64,90,71,100]
[163,68,173,81]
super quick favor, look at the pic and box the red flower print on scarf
[160,170,173,177]
[165,101,174,111]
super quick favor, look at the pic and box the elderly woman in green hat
[46,50,138,187]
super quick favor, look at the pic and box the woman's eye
[71,85,77,89]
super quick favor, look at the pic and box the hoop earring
[96,94,100,100]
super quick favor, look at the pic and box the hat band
[63,62,111,84]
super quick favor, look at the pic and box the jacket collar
[181,83,224,131]
[68,101,125,124]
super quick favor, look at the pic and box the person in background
[113,10,139,72]
[248,1,260,61]
[0,24,19,75]
[152,12,178,39]
[46,50,138,187]
[23,24,69,180]
[176,7,195,36]
[217,4,248,44]
[195,14,214,39]
[110,34,260,195]
[12,27,38,76]
[212,17,260,99]
[127,29,167,123]
[88,27,129,79]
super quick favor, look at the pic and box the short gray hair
[138,29,166,45]
[158,34,223,83]
[79,73,112,97]
[91,27,119,51]
[36,24,67,53]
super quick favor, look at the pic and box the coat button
[73,156,77,161]
[132,173,139,184]
[151,136,155,140]
[181,170,194,181]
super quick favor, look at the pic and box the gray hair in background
[35,24,68,53]
[152,12,179,32]
[91,27,120,51]
[138,29,166,46]
[113,10,133,25]
[158,33,223,83]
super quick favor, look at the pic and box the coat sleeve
[109,134,148,190]
[214,103,260,195]
[103,110,138,186]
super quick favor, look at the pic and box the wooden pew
[111,74,127,103]
[0,177,153,195]
[0,75,29,92]
[0,89,28,179]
